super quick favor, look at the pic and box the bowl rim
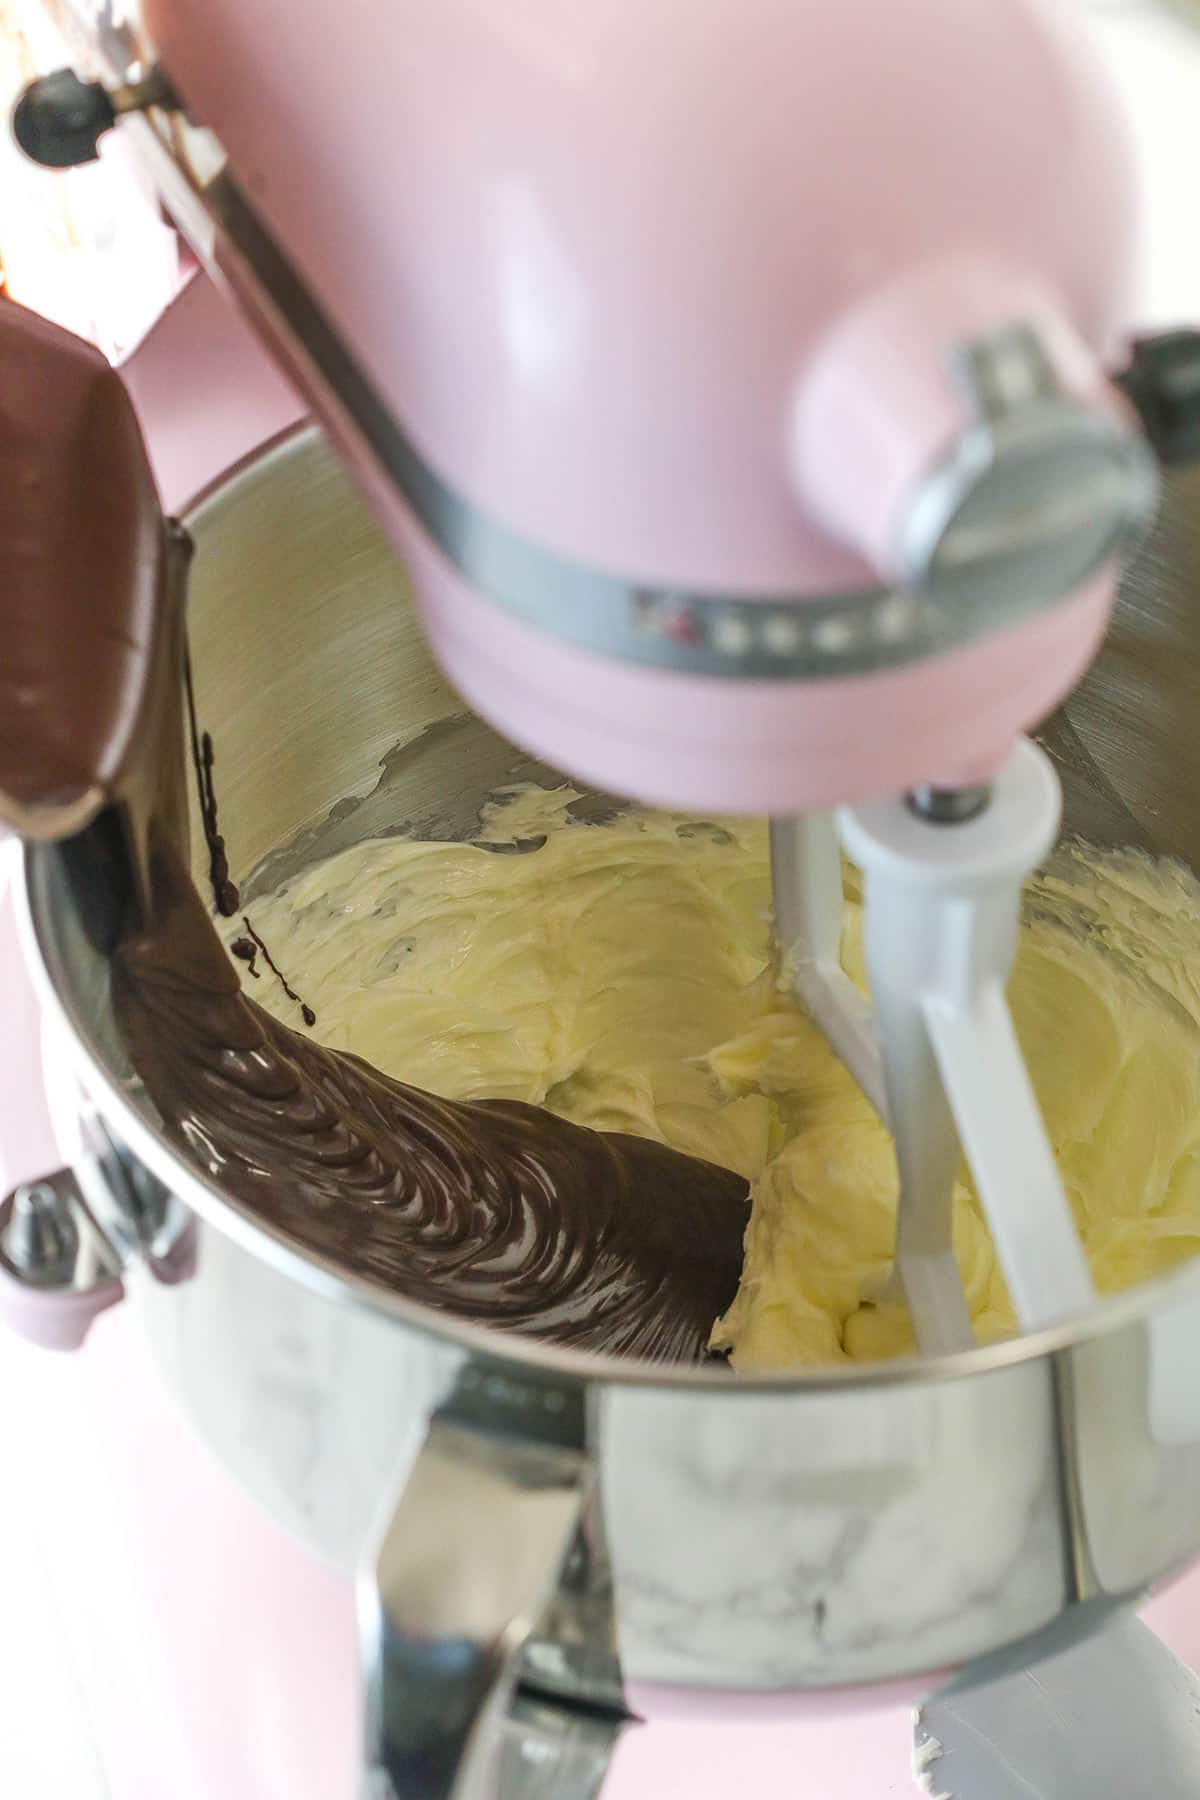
[19,418,1200,1395]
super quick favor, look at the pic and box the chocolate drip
[184,651,239,917]
[113,841,749,1360]
[230,935,261,977]
[237,914,316,1026]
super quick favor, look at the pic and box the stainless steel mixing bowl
[15,425,1200,1798]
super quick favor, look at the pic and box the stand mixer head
[8,0,1161,793]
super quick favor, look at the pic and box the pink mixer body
[144,0,1141,809]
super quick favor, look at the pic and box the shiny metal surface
[908,784,992,824]
[361,1415,586,1799]
[1042,464,1200,872]
[0,1110,190,1308]
[0,1170,111,1293]
[497,1693,630,1800]
[18,429,1200,1731]
[898,323,1157,611]
[3,1181,79,1282]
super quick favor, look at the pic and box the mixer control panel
[627,584,939,676]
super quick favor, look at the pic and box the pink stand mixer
[9,0,1200,1794]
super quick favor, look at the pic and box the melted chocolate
[5,303,749,1364]
[184,651,240,917]
[236,914,316,1026]
[113,841,748,1359]
[230,935,261,977]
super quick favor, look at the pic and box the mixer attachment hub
[907,784,992,826]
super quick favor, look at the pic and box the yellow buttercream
[227,792,1200,1369]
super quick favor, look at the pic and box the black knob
[1115,330,1200,468]
[12,67,116,168]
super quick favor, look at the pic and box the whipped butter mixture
[226,788,1200,1369]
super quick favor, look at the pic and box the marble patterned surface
[603,1375,1065,1690]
